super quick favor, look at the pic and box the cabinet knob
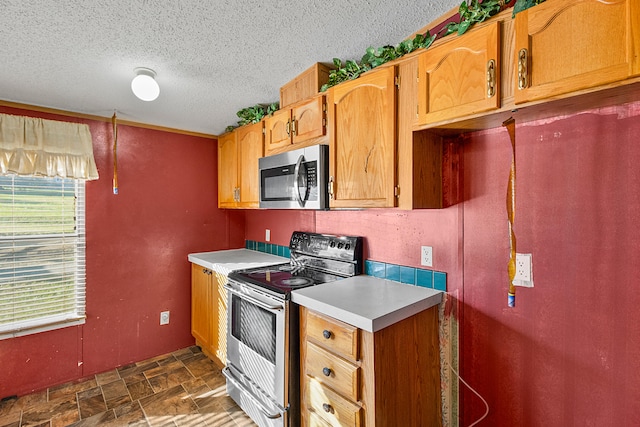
[322,330,332,339]
[322,403,334,413]
[322,367,332,377]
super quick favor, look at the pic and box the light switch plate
[265,229,271,242]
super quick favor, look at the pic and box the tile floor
[0,346,257,427]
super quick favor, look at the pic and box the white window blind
[0,175,86,339]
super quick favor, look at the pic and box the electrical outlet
[265,229,271,242]
[513,253,533,287]
[160,311,170,325]
[421,246,433,267]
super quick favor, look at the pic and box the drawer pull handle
[322,403,334,414]
[322,330,332,339]
[322,367,332,377]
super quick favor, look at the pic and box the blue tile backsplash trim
[246,240,290,258]
[365,259,447,291]
[246,241,446,291]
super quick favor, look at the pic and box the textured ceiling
[0,0,459,135]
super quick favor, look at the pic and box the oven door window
[231,294,277,364]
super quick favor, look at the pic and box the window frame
[0,175,86,339]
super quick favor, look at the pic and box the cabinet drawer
[306,310,359,360]
[306,341,359,401]
[305,376,362,427]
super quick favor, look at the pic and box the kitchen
[2,0,640,426]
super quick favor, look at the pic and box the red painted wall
[243,102,640,425]
[0,105,244,398]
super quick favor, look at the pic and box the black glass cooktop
[228,263,345,295]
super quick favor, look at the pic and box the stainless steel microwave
[259,144,329,209]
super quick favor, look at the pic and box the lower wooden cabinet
[191,263,227,365]
[300,306,442,426]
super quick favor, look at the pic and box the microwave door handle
[293,154,307,208]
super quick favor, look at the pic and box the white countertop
[188,249,288,276]
[291,275,443,332]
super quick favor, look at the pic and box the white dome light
[131,67,160,101]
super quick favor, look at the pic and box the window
[0,175,86,339]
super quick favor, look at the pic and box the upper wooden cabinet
[514,0,640,104]
[327,66,397,208]
[417,21,501,126]
[264,95,326,156]
[280,63,333,108]
[217,121,264,208]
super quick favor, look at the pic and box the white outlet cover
[160,311,170,325]
[265,229,271,242]
[513,253,534,287]
[421,246,433,267]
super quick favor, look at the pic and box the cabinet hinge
[323,102,327,112]
[394,186,400,197]
[395,75,401,88]
[416,68,420,82]
[262,127,266,135]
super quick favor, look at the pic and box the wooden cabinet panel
[265,95,326,156]
[191,264,211,349]
[328,66,397,208]
[305,377,362,427]
[217,122,263,208]
[292,95,325,144]
[217,132,238,208]
[264,108,292,153]
[280,63,332,108]
[514,0,640,104]
[418,21,501,125]
[300,306,442,426]
[306,342,360,401]
[236,121,263,208]
[306,309,359,360]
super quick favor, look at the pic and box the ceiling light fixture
[131,67,160,101]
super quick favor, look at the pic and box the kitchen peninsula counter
[188,249,288,275]
[292,275,443,332]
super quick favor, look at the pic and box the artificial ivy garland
[224,0,545,132]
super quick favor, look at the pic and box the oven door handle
[293,154,307,208]
[224,284,284,311]
[222,367,285,419]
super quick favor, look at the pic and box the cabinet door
[191,264,211,350]
[328,66,397,208]
[514,0,640,104]
[265,108,292,155]
[292,96,325,145]
[418,21,500,125]
[218,132,238,208]
[236,121,264,208]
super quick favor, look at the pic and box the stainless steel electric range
[222,231,363,427]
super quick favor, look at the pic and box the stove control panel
[289,231,363,272]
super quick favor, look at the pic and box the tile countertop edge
[291,276,444,333]
[188,249,288,276]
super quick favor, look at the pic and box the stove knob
[329,241,336,248]
[337,242,344,249]
[322,330,332,339]
[345,243,350,250]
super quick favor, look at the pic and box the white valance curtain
[0,113,99,180]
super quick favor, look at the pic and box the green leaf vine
[224,0,546,131]
[225,102,279,133]
[321,0,515,92]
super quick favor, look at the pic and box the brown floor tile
[139,385,199,424]
[118,362,160,380]
[66,409,116,427]
[181,353,219,378]
[127,379,154,401]
[143,360,183,380]
[48,378,96,401]
[95,369,120,386]
[22,395,78,427]
[7,347,258,427]
[147,367,194,393]
[101,379,129,401]
[77,387,107,419]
